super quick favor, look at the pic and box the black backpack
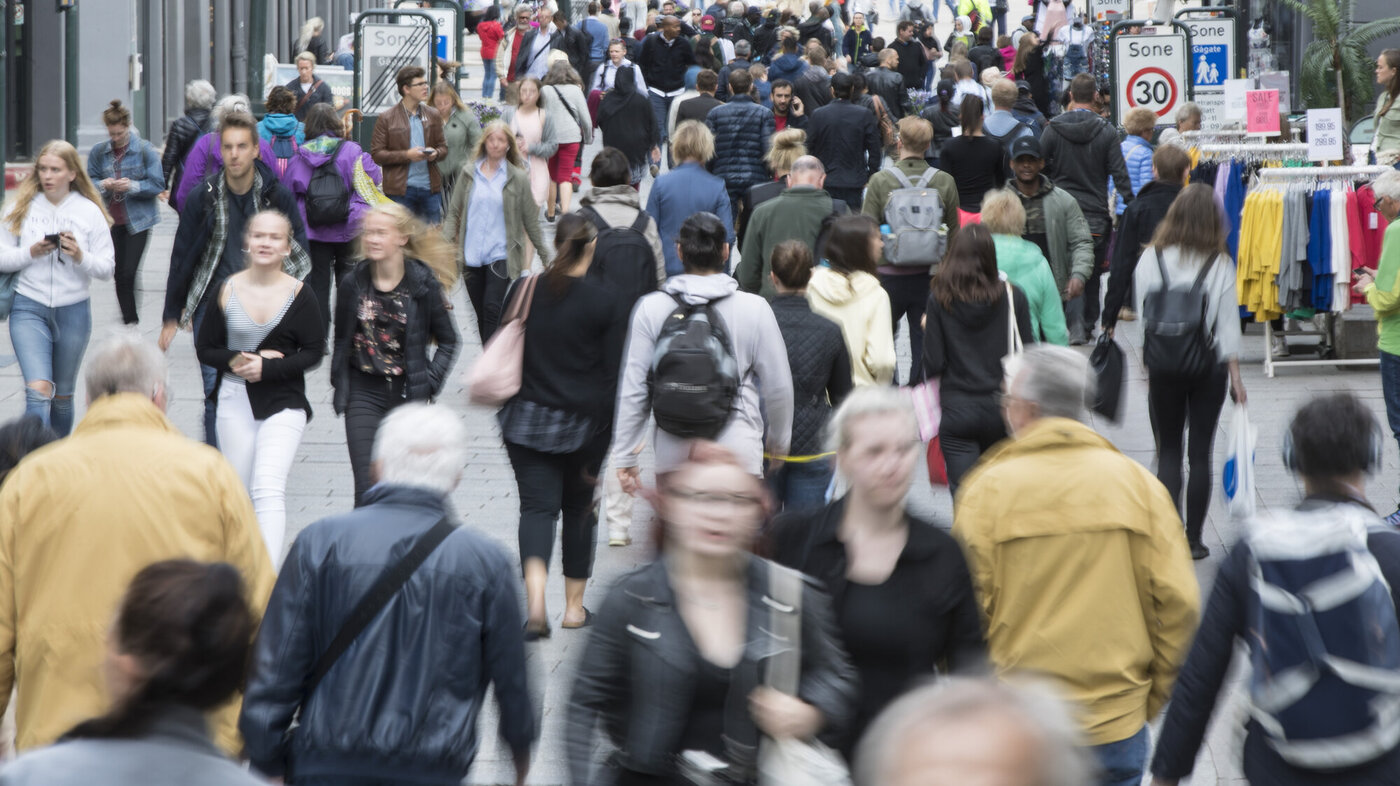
[580,206,658,314]
[648,293,739,439]
[305,142,350,228]
[1142,249,1218,379]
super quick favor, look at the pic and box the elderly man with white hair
[953,345,1200,786]
[240,404,536,786]
[854,677,1097,786]
[1353,169,1400,524]
[1156,102,1202,150]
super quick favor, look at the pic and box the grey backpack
[881,167,948,267]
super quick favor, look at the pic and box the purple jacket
[174,132,279,212]
[283,136,383,244]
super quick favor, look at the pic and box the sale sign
[1112,33,1191,127]
[1245,89,1280,135]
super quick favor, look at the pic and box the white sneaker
[608,528,631,547]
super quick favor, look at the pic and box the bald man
[737,155,848,298]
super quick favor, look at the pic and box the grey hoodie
[612,273,793,476]
[578,185,666,285]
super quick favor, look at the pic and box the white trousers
[217,382,307,566]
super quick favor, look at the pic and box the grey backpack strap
[915,167,939,187]
[887,166,915,189]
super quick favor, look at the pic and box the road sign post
[354,11,437,148]
[1109,20,1193,128]
[1176,7,1236,128]
[393,0,462,66]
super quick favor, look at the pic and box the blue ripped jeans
[9,293,91,436]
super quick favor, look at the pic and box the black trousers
[464,259,511,343]
[826,186,865,212]
[308,240,355,337]
[940,395,1008,497]
[505,433,608,579]
[1148,365,1228,544]
[1068,231,1111,341]
[881,271,931,384]
[345,371,408,507]
[110,224,150,324]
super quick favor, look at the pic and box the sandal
[524,618,552,641]
[561,608,595,630]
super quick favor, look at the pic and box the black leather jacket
[161,107,212,196]
[239,485,537,782]
[566,557,858,785]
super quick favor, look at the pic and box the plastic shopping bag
[1222,403,1257,520]
[909,378,941,443]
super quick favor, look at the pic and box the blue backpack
[1245,502,1400,769]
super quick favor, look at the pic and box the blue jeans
[191,297,219,447]
[9,293,91,437]
[1090,725,1149,786]
[482,57,497,99]
[768,457,834,512]
[649,92,673,144]
[1381,351,1400,497]
[334,52,355,70]
[390,185,442,225]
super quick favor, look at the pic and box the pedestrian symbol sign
[1196,47,1225,85]
[1177,14,1236,127]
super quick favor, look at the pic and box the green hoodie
[992,234,1069,345]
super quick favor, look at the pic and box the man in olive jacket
[1005,136,1094,325]
[738,156,845,299]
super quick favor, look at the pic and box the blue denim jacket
[86,129,165,234]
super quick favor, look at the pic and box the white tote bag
[1222,402,1257,520]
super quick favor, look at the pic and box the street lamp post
[59,0,76,144]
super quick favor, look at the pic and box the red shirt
[775,114,788,132]
[477,21,505,60]
[507,29,527,82]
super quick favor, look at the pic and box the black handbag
[1091,334,1126,421]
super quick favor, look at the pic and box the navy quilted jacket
[705,95,776,192]
[770,295,852,456]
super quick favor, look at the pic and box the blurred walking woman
[1133,183,1245,560]
[567,442,858,786]
[430,80,484,209]
[505,214,625,639]
[0,140,114,436]
[88,100,164,325]
[922,223,1034,493]
[768,387,985,757]
[196,211,325,564]
[444,121,550,342]
[332,203,460,506]
[0,560,263,786]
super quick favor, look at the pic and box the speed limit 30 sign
[1112,32,1191,127]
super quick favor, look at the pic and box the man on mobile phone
[370,65,449,224]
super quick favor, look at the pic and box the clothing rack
[1197,142,1309,157]
[1255,165,1394,180]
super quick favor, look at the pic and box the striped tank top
[222,284,296,386]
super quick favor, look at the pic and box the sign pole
[354,10,437,148]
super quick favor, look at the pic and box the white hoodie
[0,192,114,308]
[806,267,896,386]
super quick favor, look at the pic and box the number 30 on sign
[1127,67,1178,115]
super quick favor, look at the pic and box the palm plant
[1278,0,1400,122]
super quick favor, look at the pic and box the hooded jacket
[806,267,896,386]
[257,113,306,155]
[578,185,666,286]
[1003,175,1094,292]
[767,52,806,84]
[611,273,793,476]
[597,68,659,166]
[922,283,1033,399]
[1102,179,1181,327]
[284,135,383,244]
[1038,109,1135,233]
[954,416,1200,746]
[705,94,776,192]
[0,191,115,309]
[991,233,1069,345]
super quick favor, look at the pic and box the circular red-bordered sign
[1125,66,1178,117]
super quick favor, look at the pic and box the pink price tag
[1245,90,1280,135]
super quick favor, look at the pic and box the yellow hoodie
[806,267,896,386]
[953,417,1200,745]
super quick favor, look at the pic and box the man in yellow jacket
[953,345,1200,786]
[0,335,274,755]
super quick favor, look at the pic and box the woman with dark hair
[1134,183,1245,560]
[807,214,896,386]
[919,78,960,167]
[922,223,1034,493]
[88,99,165,325]
[936,94,1005,215]
[1374,49,1400,168]
[577,146,665,287]
[256,86,305,180]
[567,442,858,785]
[1013,32,1051,117]
[502,213,625,638]
[285,102,382,339]
[767,240,852,511]
[596,67,660,186]
[0,414,57,488]
[0,560,261,785]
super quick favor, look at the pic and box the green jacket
[443,160,551,279]
[440,109,484,182]
[861,158,961,270]
[1004,176,1094,293]
[739,186,839,298]
[992,234,1069,346]
[1365,222,1400,355]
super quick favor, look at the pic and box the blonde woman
[0,140,115,436]
[332,203,460,506]
[738,128,807,247]
[293,16,331,65]
[443,121,551,342]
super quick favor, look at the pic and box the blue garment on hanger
[1224,160,1247,259]
[1308,189,1332,312]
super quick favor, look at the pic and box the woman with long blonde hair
[0,140,115,436]
[332,202,460,505]
[443,120,550,342]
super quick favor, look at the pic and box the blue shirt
[407,110,430,190]
[579,17,609,60]
[463,160,509,268]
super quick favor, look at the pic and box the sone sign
[1113,34,1191,127]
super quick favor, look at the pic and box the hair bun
[109,99,123,109]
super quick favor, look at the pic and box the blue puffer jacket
[768,52,805,84]
[239,485,536,784]
[1115,134,1155,215]
[705,95,776,192]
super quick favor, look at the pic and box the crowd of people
[5,3,1400,785]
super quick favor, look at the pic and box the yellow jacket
[806,268,896,386]
[0,393,275,753]
[953,418,1200,745]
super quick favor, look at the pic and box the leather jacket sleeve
[566,582,634,786]
[795,581,860,741]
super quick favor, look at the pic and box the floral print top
[353,283,408,377]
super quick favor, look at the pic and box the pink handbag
[466,275,539,407]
